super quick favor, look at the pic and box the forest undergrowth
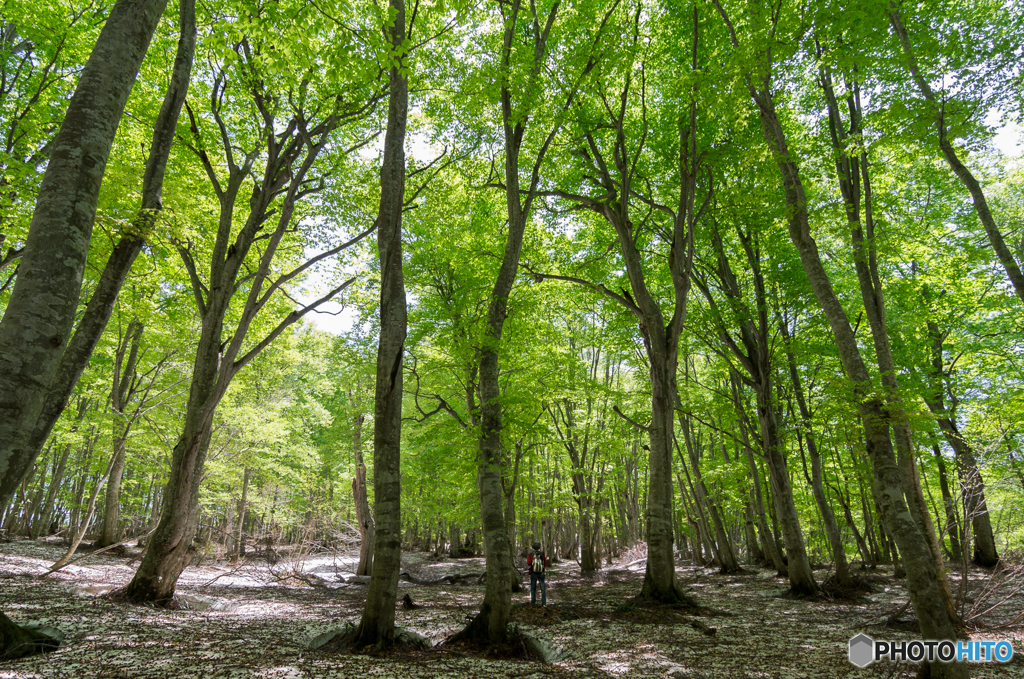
[0,539,1021,679]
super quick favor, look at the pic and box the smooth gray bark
[0,0,170,655]
[7,0,196,523]
[455,0,578,644]
[818,60,954,611]
[351,0,408,648]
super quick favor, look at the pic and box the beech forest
[0,0,1023,677]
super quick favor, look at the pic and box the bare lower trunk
[454,376,514,642]
[640,373,698,607]
[124,425,212,603]
[96,438,127,547]
[350,0,407,648]
[352,413,374,576]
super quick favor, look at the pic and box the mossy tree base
[0,611,60,659]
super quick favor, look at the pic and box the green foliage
[4,0,1023,566]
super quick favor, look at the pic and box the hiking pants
[530,572,546,605]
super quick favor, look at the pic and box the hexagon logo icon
[849,634,874,667]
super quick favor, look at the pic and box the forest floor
[0,538,1022,678]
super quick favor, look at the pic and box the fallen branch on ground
[42,528,156,576]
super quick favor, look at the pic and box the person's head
[532,542,541,551]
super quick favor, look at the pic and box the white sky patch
[987,111,1022,157]
[301,131,437,336]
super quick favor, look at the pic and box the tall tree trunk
[2,0,196,516]
[818,59,955,618]
[98,320,145,547]
[125,420,213,603]
[454,0,567,643]
[931,443,963,560]
[350,0,407,648]
[639,354,697,606]
[757,384,815,594]
[923,319,998,567]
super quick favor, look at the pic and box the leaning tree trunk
[0,1,172,652]
[0,0,170,512]
[888,6,1024,307]
[818,63,956,619]
[3,0,195,515]
[350,0,408,648]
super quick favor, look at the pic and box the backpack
[531,550,545,573]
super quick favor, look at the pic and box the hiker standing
[527,541,547,605]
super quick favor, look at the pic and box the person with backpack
[527,541,547,605]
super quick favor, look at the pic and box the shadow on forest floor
[0,538,1022,678]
